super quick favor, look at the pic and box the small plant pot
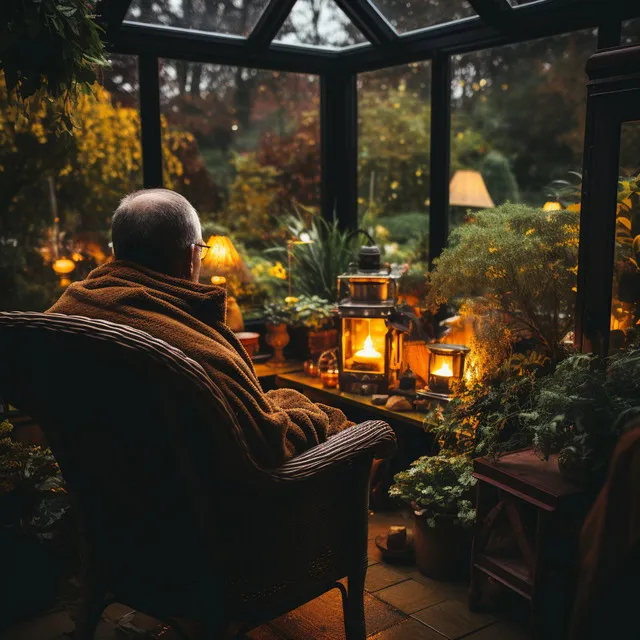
[265,323,290,364]
[413,511,472,581]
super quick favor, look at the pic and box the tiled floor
[1,511,528,640]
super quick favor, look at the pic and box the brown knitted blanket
[46,261,352,468]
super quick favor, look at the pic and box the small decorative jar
[318,348,339,388]
[303,358,320,377]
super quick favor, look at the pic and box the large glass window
[432,31,596,377]
[357,62,431,304]
[159,60,321,316]
[450,29,596,221]
[610,121,640,350]
[0,54,143,311]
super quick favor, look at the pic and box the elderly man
[47,189,352,467]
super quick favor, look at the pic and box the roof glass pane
[509,0,548,5]
[370,0,476,34]
[274,0,367,49]
[124,0,270,36]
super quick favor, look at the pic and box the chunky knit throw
[47,261,352,468]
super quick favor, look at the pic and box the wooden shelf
[474,553,532,600]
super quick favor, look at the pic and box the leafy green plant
[277,211,360,301]
[289,295,336,332]
[262,297,295,326]
[389,455,477,529]
[425,352,545,461]
[521,343,640,484]
[0,0,109,132]
[0,420,68,537]
[426,203,579,364]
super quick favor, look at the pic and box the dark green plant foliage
[277,213,360,301]
[480,150,520,206]
[425,352,547,462]
[0,0,108,131]
[375,212,429,245]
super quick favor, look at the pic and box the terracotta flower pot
[265,322,290,364]
[413,512,472,581]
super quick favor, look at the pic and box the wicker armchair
[0,311,397,640]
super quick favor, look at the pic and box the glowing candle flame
[354,334,382,361]
[433,362,453,377]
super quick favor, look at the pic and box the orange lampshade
[52,258,75,275]
[449,170,495,208]
[543,201,562,211]
[202,235,251,283]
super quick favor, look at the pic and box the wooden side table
[469,449,588,639]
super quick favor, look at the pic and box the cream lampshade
[201,235,252,332]
[449,170,495,208]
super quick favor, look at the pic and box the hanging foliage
[0,0,109,131]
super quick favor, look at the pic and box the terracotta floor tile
[366,564,410,593]
[368,538,383,566]
[375,579,448,615]
[2,611,74,640]
[269,586,405,640]
[369,618,447,639]
[412,599,496,639]
[408,570,470,603]
[464,621,529,640]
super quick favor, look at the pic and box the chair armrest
[270,420,396,482]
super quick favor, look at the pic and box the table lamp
[287,231,313,300]
[449,170,495,209]
[201,235,252,332]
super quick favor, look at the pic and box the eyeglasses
[193,243,211,259]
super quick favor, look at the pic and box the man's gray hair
[111,189,202,274]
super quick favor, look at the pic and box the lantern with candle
[336,243,406,395]
[421,344,470,401]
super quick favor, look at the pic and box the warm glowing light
[202,235,251,282]
[59,277,71,287]
[71,252,84,262]
[284,296,299,304]
[211,275,226,285]
[52,258,75,275]
[543,201,562,211]
[231,123,239,131]
[354,335,383,364]
[433,362,454,377]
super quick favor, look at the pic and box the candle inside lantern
[353,334,383,365]
[432,361,453,377]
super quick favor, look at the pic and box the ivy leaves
[0,0,109,133]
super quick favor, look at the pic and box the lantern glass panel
[429,353,460,379]
[342,317,386,375]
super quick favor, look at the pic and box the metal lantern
[422,343,470,400]
[337,245,405,395]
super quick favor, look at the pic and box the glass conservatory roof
[113,0,640,64]
[274,0,367,50]
[369,0,477,35]
[124,0,270,37]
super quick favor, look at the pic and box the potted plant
[522,344,640,490]
[0,419,72,625]
[289,295,338,359]
[389,454,477,580]
[262,298,296,364]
